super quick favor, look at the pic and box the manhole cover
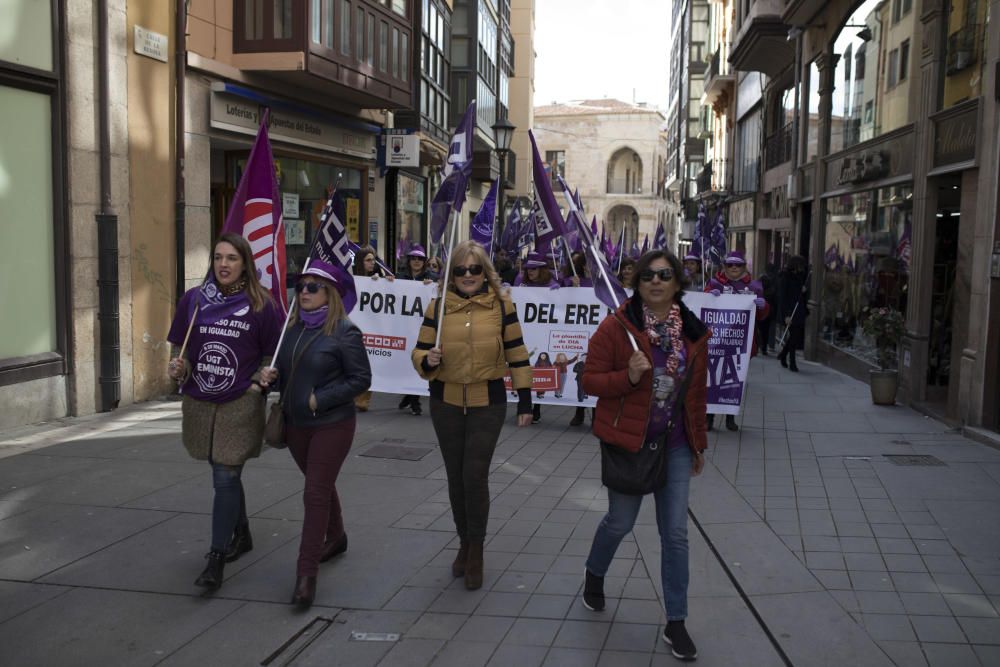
[360,444,433,461]
[883,454,946,466]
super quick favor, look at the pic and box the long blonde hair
[440,241,504,297]
[216,232,273,312]
[288,277,347,335]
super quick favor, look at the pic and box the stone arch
[604,204,640,250]
[606,146,644,195]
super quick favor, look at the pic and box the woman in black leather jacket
[260,260,371,607]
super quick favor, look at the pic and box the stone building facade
[532,100,673,252]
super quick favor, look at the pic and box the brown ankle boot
[291,575,316,607]
[464,541,484,590]
[452,541,469,578]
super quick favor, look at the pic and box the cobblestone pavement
[1,356,998,666]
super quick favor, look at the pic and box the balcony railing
[946,26,980,75]
[765,123,794,170]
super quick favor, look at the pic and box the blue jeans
[586,445,692,620]
[210,462,247,552]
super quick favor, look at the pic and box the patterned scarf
[643,303,685,377]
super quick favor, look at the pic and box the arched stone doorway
[606,147,644,195]
[605,204,640,250]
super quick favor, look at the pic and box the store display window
[821,186,911,365]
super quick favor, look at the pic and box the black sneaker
[398,396,411,410]
[725,415,739,432]
[410,402,422,416]
[531,405,541,424]
[662,621,697,661]
[582,570,605,611]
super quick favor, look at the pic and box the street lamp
[492,116,516,242]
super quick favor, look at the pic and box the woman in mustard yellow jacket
[412,240,533,590]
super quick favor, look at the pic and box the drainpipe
[175,0,187,300]
[96,0,120,411]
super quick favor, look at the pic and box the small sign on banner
[548,331,589,353]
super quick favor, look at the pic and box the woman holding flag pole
[167,232,283,591]
[412,241,533,590]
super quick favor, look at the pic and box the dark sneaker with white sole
[582,570,605,611]
[662,621,697,661]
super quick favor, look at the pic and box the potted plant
[861,306,905,405]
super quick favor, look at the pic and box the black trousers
[429,399,507,541]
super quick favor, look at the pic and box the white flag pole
[562,236,579,278]
[559,189,637,352]
[435,208,462,349]
[616,225,626,273]
[267,258,308,368]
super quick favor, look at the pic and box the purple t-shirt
[167,287,283,403]
[647,343,689,449]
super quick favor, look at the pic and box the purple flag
[640,234,649,256]
[553,174,626,310]
[529,131,568,248]
[653,223,667,250]
[310,189,357,312]
[710,209,727,264]
[220,112,287,313]
[470,179,499,249]
[517,208,536,252]
[429,101,476,243]
[629,239,640,259]
[499,205,521,253]
[395,236,412,264]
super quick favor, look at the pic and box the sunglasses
[725,262,747,268]
[452,264,484,277]
[639,268,674,282]
[295,282,327,294]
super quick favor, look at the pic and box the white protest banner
[681,292,757,415]
[350,279,758,414]
[507,287,605,407]
[351,277,438,395]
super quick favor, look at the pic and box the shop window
[820,186,911,366]
[235,156,364,279]
[397,172,427,259]
[0,0,54,71]
[0,86,57,359]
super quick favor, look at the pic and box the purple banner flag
[653,223,667,250]
[529,131,568,248]
[640,234,649,256]
[499,205,521,253]
[310,189,358,313]
[429,101,476,243]
[470,179,499,249]
[219,112,287,313]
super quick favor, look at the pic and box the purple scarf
[301,306,328,329]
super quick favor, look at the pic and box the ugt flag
[221,112,287,313]
[653,223,667,250]
[430,101,476,244]
[470,179,499,249]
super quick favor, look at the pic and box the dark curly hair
[631,250,690,303]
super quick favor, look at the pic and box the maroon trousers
[286,417,356,576]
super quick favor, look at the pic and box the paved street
[1,356,999,666]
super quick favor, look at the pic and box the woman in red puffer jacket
[579,250,709,661]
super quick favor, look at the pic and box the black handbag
[600,366,695,496]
